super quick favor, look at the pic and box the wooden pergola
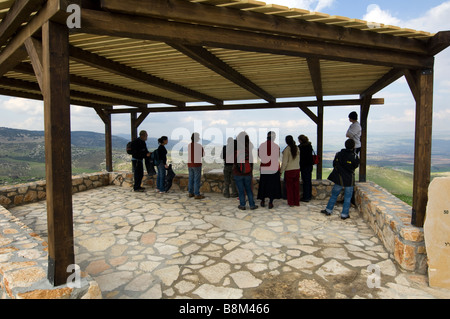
[0,0,449,286]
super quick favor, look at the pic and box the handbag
[312,150,319,165]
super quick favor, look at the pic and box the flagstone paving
[9,186,450,299]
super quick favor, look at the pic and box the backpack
[150,149,160,166]
[236,149,251,174]
[126,141,133,155]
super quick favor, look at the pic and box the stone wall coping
[0,205,101,299]
[354,181,426,274]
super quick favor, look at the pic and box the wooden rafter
[0,0,71,77]
[14,62,186,107]
[108,98,384,114]
[427,31,450,55]
[306,57,323,102]
[0,86,112,109]
[0,76,149,108]
[100,0,429,55]
[361,68,404,98]
[69,45,224,106]
[78,9,434,70]
[169,43,276,103]
[0,0,44,47]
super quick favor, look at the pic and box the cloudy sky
[0,0,449,149]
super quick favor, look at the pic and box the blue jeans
[188,166,202,195]
[325,184,354,218]
[157,163,166,192]
[234,175,255,207]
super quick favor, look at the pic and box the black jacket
[157,144,168,165]
[298,143,313,169]
[131,137,149,160]
[327,149,360,187]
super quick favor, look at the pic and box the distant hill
[0,127,128,149]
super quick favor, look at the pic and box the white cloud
[434,108,450,120]
[404,1,450,32]
[363,1,450,32]
[363,4,401,26]
[2,97,43,116]
[314,0,334,12]
[210,119,228,126]
[10,117,44,131]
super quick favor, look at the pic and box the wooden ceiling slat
[0,0,444,109]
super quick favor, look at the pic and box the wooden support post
[410,68,434,227]
[317,105,324,180]
[130,110,150,141]
[42,21,74,286]
[105,112,113,172]
[359,96,371,182]
[95,108,113,172]
[131,112,138,141]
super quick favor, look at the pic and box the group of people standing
[129,131,169,193]
[221,131,316,210]
[129,111,361,219]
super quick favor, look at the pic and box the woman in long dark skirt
[257,131,282,209]
[298,134,314,202]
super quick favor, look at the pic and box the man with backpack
[130,130,151,192]
[321,139,360,220]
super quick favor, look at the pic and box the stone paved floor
[9,186,450,299]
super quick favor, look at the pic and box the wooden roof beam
[0,86,115,109]
[169,43,276,103]
[0,77,148,108]
[306,57,323,102]
[361,68,405,98]
[108,98,384,114]
[427,31,450,56]
[0,0,73,76]
[99,0,429,55]
[14,62,186,107]
[69,45,223,106]
[0,0,45,48]
[78,9,434,69]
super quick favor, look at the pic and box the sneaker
[195,195,205,199]
[250,205,259,210]
[341,215,350,220]
[188,193,195,198]
[238,205,246,210]
[321,209,332,216]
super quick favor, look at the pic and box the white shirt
[347,121,362,148]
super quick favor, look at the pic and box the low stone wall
[109,170,335,200]
[354,182,426,274]
[0,173,110,209]
[0,204,101,299]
